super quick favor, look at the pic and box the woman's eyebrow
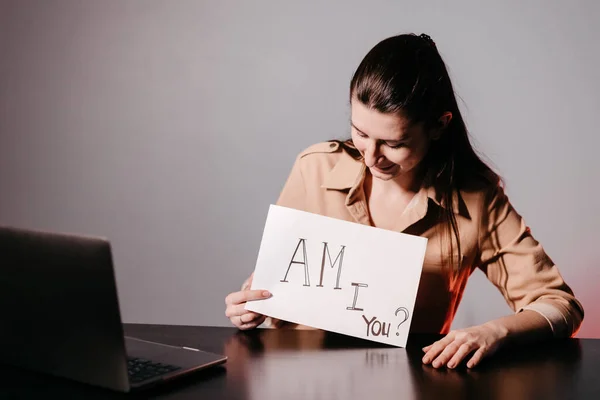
[350,122,368,136]
[351,122,409,142]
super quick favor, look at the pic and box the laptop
[0,225,227,392]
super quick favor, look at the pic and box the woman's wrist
[486,310,553,346]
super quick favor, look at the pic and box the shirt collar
[426,185,464,216]
[321,152,465,216]
[321,151,365,191]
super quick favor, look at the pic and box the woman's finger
[467,346,488,368]
[422,334,455,364]
[225,289,271,306]
[225,303,245,318]
[432,340,463,368]
[447,343,476,369]
[239,311,263,324]
[238,315,266,330]
[226,303,263,319]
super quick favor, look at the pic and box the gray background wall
[1,0,599,337]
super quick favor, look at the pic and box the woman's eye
[387,142,405,149]
[356,131,368,138]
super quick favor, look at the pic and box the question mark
[394,307,409,336]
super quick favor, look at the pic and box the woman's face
[350,99,433,182]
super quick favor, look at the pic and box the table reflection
[248,347,413,399]
[223,329,582,400]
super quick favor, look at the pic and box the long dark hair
[337,33,500,273]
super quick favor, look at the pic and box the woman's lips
[373,163,396,172]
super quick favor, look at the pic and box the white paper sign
[246,205,427,347]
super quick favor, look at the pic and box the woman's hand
[422,322,508,369]
[225,273,271,330]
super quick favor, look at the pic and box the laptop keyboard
[127,357,181,383]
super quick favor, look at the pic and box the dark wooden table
[1,324,598,399]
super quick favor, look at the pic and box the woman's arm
[488,309,553,345]
[477,184,584,338]
[423,184,583,368]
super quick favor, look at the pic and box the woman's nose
[364,142,383,167]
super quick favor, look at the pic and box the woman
[224,33,584,369]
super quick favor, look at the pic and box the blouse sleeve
[274,153,307,211]
[477,184,584,338]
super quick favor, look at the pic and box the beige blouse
[253,141,584,337]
